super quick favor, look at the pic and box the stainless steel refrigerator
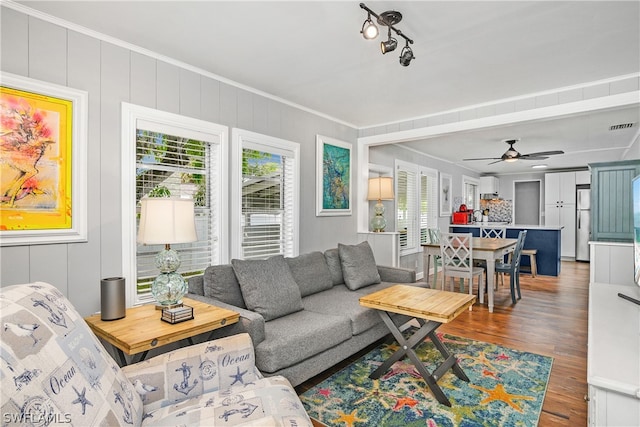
[576,186,591,261]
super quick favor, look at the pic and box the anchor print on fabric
[3,322,40,346]
[173,362,198,395]
[219,401,259,422]
[113,390,134,425]
[31,297,67,328]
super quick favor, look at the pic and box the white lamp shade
[137,197,197,245]
[367,177,395,200]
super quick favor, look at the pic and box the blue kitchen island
[449,224,562,276]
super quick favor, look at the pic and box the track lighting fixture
[380,28,397,54]
[399,42,415,67]
[361,12,378,39]
[359,2,415,66]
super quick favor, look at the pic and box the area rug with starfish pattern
[300,332,553,426]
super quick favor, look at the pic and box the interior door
[514,180,541,225]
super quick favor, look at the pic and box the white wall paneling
[0,5,357,316]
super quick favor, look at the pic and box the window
[231,129,299,260]
[395,160,438,254]
[122,103,228,306]
[462,175,480,212]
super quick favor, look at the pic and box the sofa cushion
[286,251,333,297]
[302,285,381,335]
[141,376,311,426]
[0,282,144,427]
[255,310,352,373]
[232,255,303,321]
[338,241,381,290]
[203,264,247,309]
[123,333,260,413]
[323,248,344,286]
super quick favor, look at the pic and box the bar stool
[520,249,538,277]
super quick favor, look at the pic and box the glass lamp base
[371,201,387,232]
[151,272,187,306]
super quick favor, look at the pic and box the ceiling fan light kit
[360,3,415,66]
[462,139,565,165]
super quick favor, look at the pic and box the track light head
[381,29,397,54]
[360,3,414,66]
[399,44,415,66]
[361,13,378,39]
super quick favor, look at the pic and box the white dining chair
[439,232,485,297]
[479,226,506,287]
[480,227,506,239]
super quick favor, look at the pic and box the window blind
[135,129,216,298]
[420,170,438,244]
[397,168,417,250]
[241,148,295,259]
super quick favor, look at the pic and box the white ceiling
[14,1,640,174]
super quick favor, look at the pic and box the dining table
[422,237,518,313]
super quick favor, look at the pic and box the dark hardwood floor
[296,260,589,426]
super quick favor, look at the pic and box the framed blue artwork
[316,135,352,216]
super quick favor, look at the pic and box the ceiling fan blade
[487,159,504,165]
[520,156,549,161]
[520,150,564,158]
[462,157,502,161]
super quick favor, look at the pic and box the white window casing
[231,129,300,260]
[121,103,228,306]
[396,160,438,255]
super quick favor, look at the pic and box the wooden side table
[360,284,475,407]
[85,297,239,366]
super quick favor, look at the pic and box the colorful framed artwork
[1,73,87,246]
[316,135,352,216]
[440,173,452,217]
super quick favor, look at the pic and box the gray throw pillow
[286,252,333,297]
[231,255,303,321]
[323,248,344,286]
[203,265,247,309]
[338,241,381,290]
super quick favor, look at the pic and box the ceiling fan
[463,139,564,165]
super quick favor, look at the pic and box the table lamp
[367,176,395,232]
[137,196,197,307]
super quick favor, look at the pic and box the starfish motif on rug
[458,351,498,372]
[470,383,536,413]
[332,409,367,427]
[376,359,422,380]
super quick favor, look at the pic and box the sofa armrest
[377,265,416,283]
[121,333,262,413]
[187,275,205,296]
[186,293,266,346]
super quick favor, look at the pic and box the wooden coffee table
[359,284,476,407]
[85,297,239,366]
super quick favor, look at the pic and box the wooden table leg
[423,251,431,288]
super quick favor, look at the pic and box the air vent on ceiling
[609,123,634,131]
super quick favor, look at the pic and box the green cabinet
[590,160,640,242]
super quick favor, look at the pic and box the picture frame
[316,135,352,216]
[1,73,88,246]
[440,173,452,217]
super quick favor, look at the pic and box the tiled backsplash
[480,199,513,222]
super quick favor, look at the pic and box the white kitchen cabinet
[545,172,577,257]
[545,172,576,205]
[576,170,591,185]
[545,203,576,257]
[479,176,499,194]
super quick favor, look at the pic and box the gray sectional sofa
[187,241,427,387]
